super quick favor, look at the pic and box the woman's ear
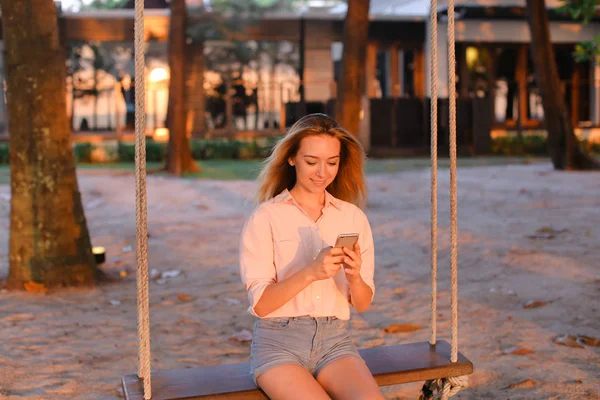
[288,157,295,166]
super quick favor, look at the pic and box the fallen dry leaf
[383,324,421,333]
[524,300,547,309]
[553,334,584,349]
[177,293,194,302]
[23,281,48,294]
[503,347,534,355]
[527,226,568,240]
[505,379,537,389]
[578,335,600,347]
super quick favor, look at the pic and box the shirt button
[312,226,318,231]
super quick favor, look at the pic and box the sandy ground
[0,163,599,400]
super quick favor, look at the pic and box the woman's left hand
[342,242,362,283]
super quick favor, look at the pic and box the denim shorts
[250,316,363,385]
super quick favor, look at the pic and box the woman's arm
[348,276,373,313]
[253,247,345,317]
[253,268,315,317]
[343,209,376,312]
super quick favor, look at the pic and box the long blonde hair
[256,113,367,207]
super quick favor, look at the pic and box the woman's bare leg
[316,356,384,400]
[257,364,331,400]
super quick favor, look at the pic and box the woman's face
[289,134,341,194]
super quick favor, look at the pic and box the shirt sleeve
[239,205,276,316]
[357,209,375,302]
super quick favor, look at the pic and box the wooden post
[486,44,497,124]
[516,45,528,132]
[398,50,405,97]
[571,61,580,128]
[592,55,600,126]
[414,48,425,98]
[459,44,469,98]
[390,45,400,97]
[366,42,378,98]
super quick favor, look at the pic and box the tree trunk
[187,41,206,136]
[165,0,199,176]
[1,0,100,290]
[70,79,76,132]
[526,0,600,170]
[335,0,371,137]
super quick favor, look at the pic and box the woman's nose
[317,163,325,177]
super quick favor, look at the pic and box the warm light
[153,127,170,142]
[150,67,168,83]
[92,246,105,254]
[466,47,478,70]
[92,246,106,265]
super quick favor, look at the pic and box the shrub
[73,142,93,163]
[0,142,8,164]
[117,141,167,163]
[117,142,136,162]
[189,137,281,160]
[491,135,548,156]
[582,139,600,154]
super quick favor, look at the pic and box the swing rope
[134,0,152,398]
[429,0,439,349]
[419,0,469,398]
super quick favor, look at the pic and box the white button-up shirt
[239,189,375,320]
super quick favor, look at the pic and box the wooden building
[428,0,600,135]
[1,0,599,151]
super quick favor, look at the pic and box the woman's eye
[307,162,316,166]
[328,162,338,166]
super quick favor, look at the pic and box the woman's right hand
[308,246,345,281]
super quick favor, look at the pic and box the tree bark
[526,0,600,170]
[1,0,100,290]
[187,41,206,137]
[165,0,199,176]
[335,0,371,137]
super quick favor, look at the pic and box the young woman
[239,114,384,399]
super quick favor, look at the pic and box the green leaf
[569,8,582,20]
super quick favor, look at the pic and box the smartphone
[334,233,359,249]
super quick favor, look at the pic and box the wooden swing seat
[122,340,473,400]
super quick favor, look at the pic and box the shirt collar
[274,189,342,210]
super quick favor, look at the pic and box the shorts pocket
[258,317,293,330]
[333,318,348,330]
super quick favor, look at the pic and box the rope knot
[418,375,469,400]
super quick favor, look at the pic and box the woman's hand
[308,246,345,281]
[342,242,362,283]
